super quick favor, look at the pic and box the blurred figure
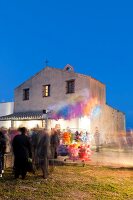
[12,127,32,179]
[0,128,11,153]
[8,128,19,174]
[118,131,127,150]
[126,129,133,149]
[50,128,60,159]
[37,129,50,179]
[94,127,100,152]
[30,128,40,170]
[0,131,6,177]
[9,128,19,144]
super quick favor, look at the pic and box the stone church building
[0,64,126,146]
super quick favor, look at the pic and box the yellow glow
[14,120,42,129]
[50,117,90,132]
[79,116,90,131]
[50,118,79,130]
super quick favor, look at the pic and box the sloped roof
[0,111,47,121]
[15,65,105,89]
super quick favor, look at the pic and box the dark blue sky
[0,0,133,128]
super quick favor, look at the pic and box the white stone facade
[13,65,126,145]
[14,67,106,112]
[0,102,14,128]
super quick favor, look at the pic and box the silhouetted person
[37,129,50,179]
[50,129,60,159]
[12,127,32,179]
[0,131,6,177]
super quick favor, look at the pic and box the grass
[0,164,133,200]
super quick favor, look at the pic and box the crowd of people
[0,126,60,179]
[1,126,132,179]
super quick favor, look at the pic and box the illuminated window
[42,85,50,97]
[66,80,75,94]
[23,88,29,100]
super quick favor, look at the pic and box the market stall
[57,129,93,166]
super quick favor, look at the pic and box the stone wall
[90,104,126,146]
[13,66,126,147]
[14,67,105,112]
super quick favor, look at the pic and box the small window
[23,88,29,100]
[42,85,50,97]
[66,80,75,94]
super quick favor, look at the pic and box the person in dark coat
[50,128,60,159]
[12,127,32,179]
[0,131,6,178]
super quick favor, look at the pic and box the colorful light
[48,95,101,120]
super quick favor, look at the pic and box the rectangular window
[66,80,75,94]
[23,88,29,100]
[42,85,50,97]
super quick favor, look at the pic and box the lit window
[66,80,75,94]
[42,85,50,97]
[23,88,29,100]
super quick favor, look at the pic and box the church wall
[13,66,125,147]
[90,104,126,146]
[14,67,105,113]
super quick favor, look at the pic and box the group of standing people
[0,126,60,180]
[30,127,60,178]
[0,125,101,179]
